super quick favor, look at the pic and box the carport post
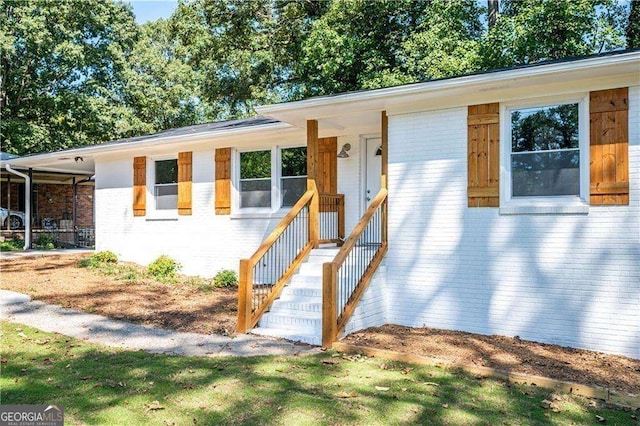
[6,173,10,231]
[4,164,31,249]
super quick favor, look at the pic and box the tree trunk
[488,0,499,29]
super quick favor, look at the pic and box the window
[155,159,178,210]
[511,103,579,197]
[502,96,588,207]
[281,147,307,207]
[235,146,307,213]
[240,150,271,208]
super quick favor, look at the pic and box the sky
[128,1,179,24]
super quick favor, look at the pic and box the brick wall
[382,87,640,359]
[36,184,94,228]
[0,181,23,211]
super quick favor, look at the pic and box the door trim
[359,133,382,217]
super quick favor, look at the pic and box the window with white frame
[236,146,307,212]
[281,147,307,207]
[239,150,271,208]
[504,97,588,204]
[154,159,178,210]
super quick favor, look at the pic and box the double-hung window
[281,147,307,207]
[502,96,588,207]
[236,146,307,214]
[154,159,178,210]
[239,150,272,208]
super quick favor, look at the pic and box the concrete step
[259,312,321,333]
[280,285,322,298]
[250,327,321,346]
[270,299,322,313]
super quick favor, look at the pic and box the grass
[1,322,635,425]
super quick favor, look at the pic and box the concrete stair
[251,246,340,346]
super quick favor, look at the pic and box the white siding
[382,86,640,359]
[95,145,362,278]
[95,151,276,277]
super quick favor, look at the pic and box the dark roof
[99,115,280,147]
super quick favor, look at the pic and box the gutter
[4,164,31,250]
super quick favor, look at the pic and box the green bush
[148,255,181,280]
[0,238,24,252]
[79,251,118,269]
[93,251,118,264]
[34,233,55,248]
[213,269,238,288]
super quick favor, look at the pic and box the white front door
[365,137,382,206]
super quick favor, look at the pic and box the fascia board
[7,121,298,169]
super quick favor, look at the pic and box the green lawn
[0,321,634,425]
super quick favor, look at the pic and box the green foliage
[213,269,238,288]
[147,255,181,280]
[240,150,271,179]
[34,233,55,249]
[628,0,640,49]
[2,0,634,157]
[78,251,118,269]
[478,0,627,69]
[0,238,23,251]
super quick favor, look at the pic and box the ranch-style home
[7,51,639,359]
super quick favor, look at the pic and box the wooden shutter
[318,137,337,194]
[177,151,192,215]
[468,103,500,207]
[590,87,629,205]
[133,156,146,216]
[215,148,232,215]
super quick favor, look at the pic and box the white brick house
[8,51,639,359]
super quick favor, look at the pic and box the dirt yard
[1,253,638,396]
[0,254,237,335]
[344,325,640,396]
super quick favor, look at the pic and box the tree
[628,0,640,49]
[1,0,141,155]
[400,0,483,81]
[122,19,209,133]
[479,0,627,69]
[297,0,432,96]
[170,0,326,119]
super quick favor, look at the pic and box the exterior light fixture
[337,143,351,158]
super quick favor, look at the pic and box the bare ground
[1,253,638,396]
[343,325,640,396]
[0,254,237,336]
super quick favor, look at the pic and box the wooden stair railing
[322,188,388,347]
[238,190,315,332]
[319,193,345,245]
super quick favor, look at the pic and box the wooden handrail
[333,188,387,267]
[248,189,314,264]
[238,189,315,333]
[322,187,388,347]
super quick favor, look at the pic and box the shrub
[35,233,55,248]
[148,255,181,280]
[79,251,118,269]
[93,251,118,264]
[213,269,238,288]
[0,238,24,252]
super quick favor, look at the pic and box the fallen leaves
[374,386,389,391]
[336,391,358,398]
[144,401,165,412]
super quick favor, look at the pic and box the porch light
[337,143,351,158]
